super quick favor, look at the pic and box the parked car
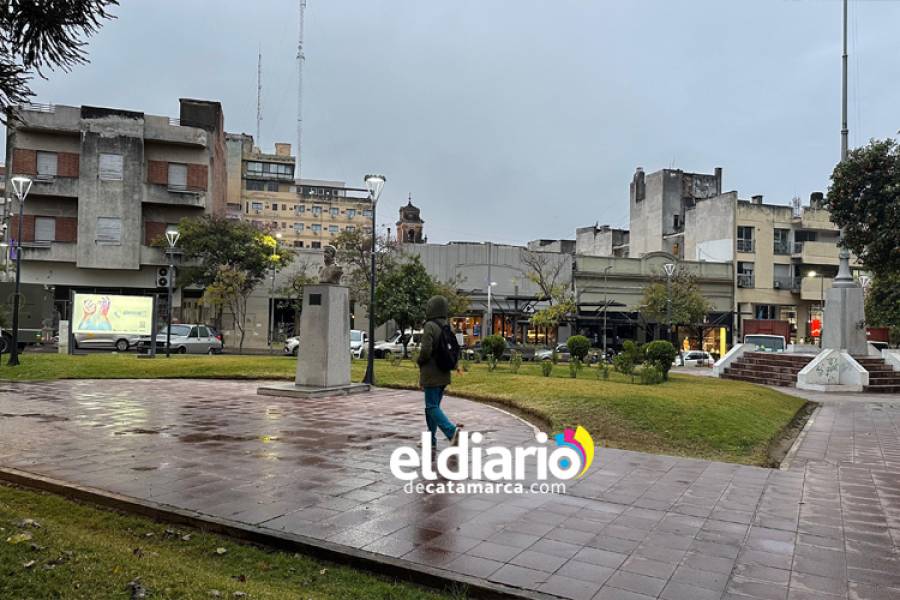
[674,350,713,367]
[373,330,422,358]
[350,329,367,359]
[137,324,223,355]
[534,343,571,362]
[207,326,225,349]
[74,331,142,352]
[744,334,786,353]
[465,340,534,361]
[284,336,300,356]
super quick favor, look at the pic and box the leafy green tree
[520,249,575,330]
[375,256,433,357]
[430,277,470,318]
[1,1,118,119]
[279,259,317,333]
[644,340,677,381]
[639,269,710,340]
[566,335,591,362]
[865,273,900,344]
[827,139,900,274]
[177,217,292,331]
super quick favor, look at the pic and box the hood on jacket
[425,295,449,320]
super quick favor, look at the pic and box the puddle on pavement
[179,433,254,443]
[0,413,70,423]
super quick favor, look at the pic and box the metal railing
[737,274,755,288]
[793,241,805,254]
[23,102,55,113]
[773,242,791,255]
[168,117,181,126]
[772,276,798,290]
[736,239,754,253]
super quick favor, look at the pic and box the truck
[0,282,56,353]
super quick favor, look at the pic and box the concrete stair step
[864,385,900,393]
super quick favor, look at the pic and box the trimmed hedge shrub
[566,335,591,362]
[481,335,507,361]
[644,340,677,380]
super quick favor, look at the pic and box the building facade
[3,99,227,324]
[225,134,373,250]
[684,191,863,342]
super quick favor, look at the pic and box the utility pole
[485,242,493,338]
[602,265,612,359]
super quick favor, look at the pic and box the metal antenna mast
[256,49,262,144]
[841,0,848,161]
[296,0,307,180]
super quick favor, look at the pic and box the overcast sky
[5,0,899,245]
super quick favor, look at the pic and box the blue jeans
[424,386,456,446]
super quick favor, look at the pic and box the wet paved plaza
[1,379,899,599]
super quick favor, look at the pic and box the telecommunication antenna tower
[256,49,262,144]
[296,0,307,180]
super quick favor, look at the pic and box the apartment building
[2,99,226,322]
[225,134,372,249]
[684,191,862,341]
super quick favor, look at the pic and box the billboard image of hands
[72,293,154,336]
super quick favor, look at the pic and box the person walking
[417,294,463,449]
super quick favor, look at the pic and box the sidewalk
[1,379,898,599]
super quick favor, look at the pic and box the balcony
[14,104,81,133]
[20,241,76,263]
[143,184,206,208]
[28,175,78,199]
[801,276,833,302]
[772,276,799,291]
[773,241,791,256]
[736,239,754,253]
[143,115,208,147]
[795,208,838,232]
[793,240,841,266]
[737,274,754,288]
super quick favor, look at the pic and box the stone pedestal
[258,284,369,398]
[822,286,868,356]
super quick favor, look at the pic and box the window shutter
[147,160,168,185]
[99,154,124,180]
[36,152,58,177]
[186,164,208,190]
[12,149,37,175]
[168,163,187,189]
[96,217,122,242]
[34,217,56,242]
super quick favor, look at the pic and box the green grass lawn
[0,483,456,600]
[0,353,806,465]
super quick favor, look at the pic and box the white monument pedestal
[822,285,868,356]
[258,284,369,398]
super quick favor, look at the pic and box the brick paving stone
[1,380,899,598]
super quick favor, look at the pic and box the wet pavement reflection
[1,379,899,599]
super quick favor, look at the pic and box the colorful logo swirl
[553,426,594,478]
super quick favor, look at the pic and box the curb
[779,402,821,471]
[0,467,555,600]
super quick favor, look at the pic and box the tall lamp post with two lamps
[663,263,676,343]
[7,176,33,366]
[164,228,181,358]
[362,174,385,386]
[268,232,283,352]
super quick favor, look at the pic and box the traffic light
[157,267,172,288]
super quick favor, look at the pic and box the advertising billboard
[72,293,154,336]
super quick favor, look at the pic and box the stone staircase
[855,357,900,393]
[721,352,815,387]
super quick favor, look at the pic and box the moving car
[137,324,223,355]
[74,332,141,352]
[674,350,713,367]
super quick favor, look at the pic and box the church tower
[396,194,425,244]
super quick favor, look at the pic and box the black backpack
[430,320,460,372]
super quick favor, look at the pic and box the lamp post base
[822,285,867,355]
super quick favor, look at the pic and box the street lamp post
[664,263,676,343]
[164,228,180,358]
[7,176,33,366]
[602,265,612,359]
[362,174,385,386]
[268,232,282,352]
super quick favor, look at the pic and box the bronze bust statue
[318,245,343,284]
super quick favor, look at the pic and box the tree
[566,335,590,361]
[334,228,398,311]
[201,265,252,352]
[177,217,292,332]
[279,259,317,333]
[430,277,470,318]
[865,273,900,344]
[375,256,433,357]
[1,1,118,120]
[638,269,710,341]
[826,138,900,274]
[520,249,575,330]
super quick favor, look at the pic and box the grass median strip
[0,483,456,600]
[0,354,806,465]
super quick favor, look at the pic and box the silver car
[74,331,142,352]
[138,324,223,355]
